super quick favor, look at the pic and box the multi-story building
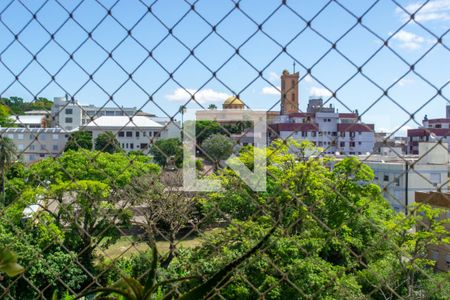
[83,116,180,153]
[270,98,375,155]
[51,96,138,130]
[0,127,68,163]
[407,105,450,154]
[415,191,450,272]
[359,142,448,213]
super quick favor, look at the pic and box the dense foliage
[150,138,183,168]
[64,131,93,151]
[0,139,448,299]
[0,96,52,114]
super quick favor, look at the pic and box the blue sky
[0,0,449,135]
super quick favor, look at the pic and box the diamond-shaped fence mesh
[0,0,449,299]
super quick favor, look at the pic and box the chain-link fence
[0,0,449,299]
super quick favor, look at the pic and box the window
[30,134,35,140]
[148,131,153,137]
[52,134,58,140]
[40,133,46,140]
[18,134,24,140]
[29,154,35,161]
[130,143,134,149]
[126,131,132,137]
[332,132,337,136]
[384,175,389,182]
[65,117,73,123]
[52,145,58,151]
[340,142,345,147]
[350,132,356,138]
[350,141,355,147]
[65,108,73,114]
[358,131,362,135]
[30,145,35,151]
[118,131,124,137]
[301,131,307,137]
[41,144,46,150]
[125,143,129,148]
[136,131,140,137]
[106,111,115,116]
[395,177,400,186]
[340,131,345,137]
[311,131,316,137]
[40,153,45,158]
[143,132,147,137]
[18,144,24,151]
[318,141,323,146]
[358,141,362,145]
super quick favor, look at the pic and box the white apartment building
[84,116,180,153]
[51,96,138,130]
[358,142,448,213]
[270,99,375,155]
[0,127,68,163]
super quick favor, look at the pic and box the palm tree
[208,104,217,110]
[0,136,17,206]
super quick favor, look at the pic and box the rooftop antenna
[293,61,296,73]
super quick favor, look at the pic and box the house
[83,115,179,153]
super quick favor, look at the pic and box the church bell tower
[280,69,299,115]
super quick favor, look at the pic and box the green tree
[201,133,234,170]
[164,139,449,299]
[0,136,17,205]
[194,120,224,145]
[95,131,121,153]
[0,104,14,127]
[150,138,182,168]
[64,131,93,151]
[207,104,217,110]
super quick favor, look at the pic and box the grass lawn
[98,235,203,260]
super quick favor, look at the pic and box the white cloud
[309,87,332,98]
[391,30,426,50]
[398,78,415,86]
[304,74,314,83]
[396,0,450,22]
[166,88,229,104]
[262,86,281,95]
[268,71,279,82]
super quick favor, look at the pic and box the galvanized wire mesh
[0,0,449,299]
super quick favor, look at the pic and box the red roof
[270,123,319,132]
[427,118,450,124]
[338,113,358,119]
[288,112,314,118]
[407,128,450,137]
[337,123,374,132]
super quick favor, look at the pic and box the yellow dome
[224,96,244,106]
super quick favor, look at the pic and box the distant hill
[0,96,53,115]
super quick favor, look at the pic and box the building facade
[407,105,450,154]
[363,142,448,213]
[83,116,180,153]
[1,127,68,163]
[270,98,375,155]
[51,96,138,130]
